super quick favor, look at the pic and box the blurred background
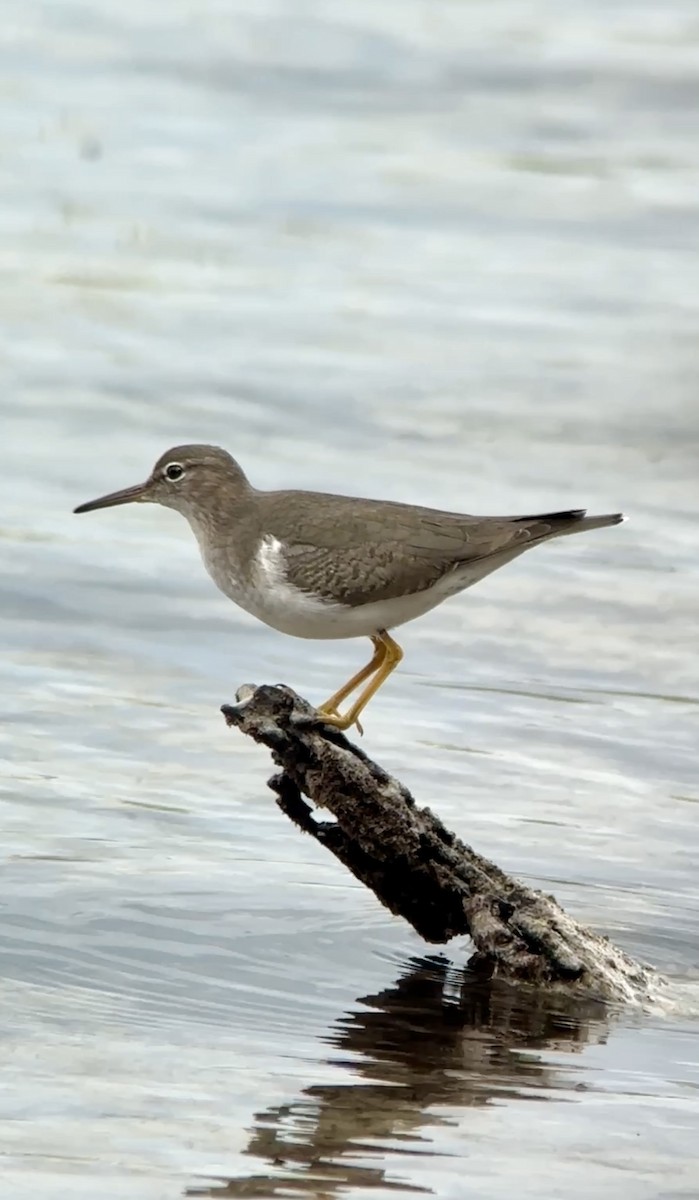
[1,2,698,1197]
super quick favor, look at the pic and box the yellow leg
[317,630,404,732]
[319,635,387,716]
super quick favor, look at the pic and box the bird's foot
[315,707,364,736]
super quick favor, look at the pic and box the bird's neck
[184,491,258,586]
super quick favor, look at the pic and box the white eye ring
[164,462,184,482]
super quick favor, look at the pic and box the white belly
[239,580,453,640]
[192,529,479,641]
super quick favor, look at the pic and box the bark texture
[222,684,665,1006]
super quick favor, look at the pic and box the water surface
[2,1,699,1196]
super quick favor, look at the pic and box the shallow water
[2,0,699,1196]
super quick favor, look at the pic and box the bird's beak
[73,481,150,514]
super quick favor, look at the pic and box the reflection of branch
[222,685,665,1006]
[186,957,612,1199]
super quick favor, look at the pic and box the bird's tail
[571,510,626,533]
[512,509,626,540]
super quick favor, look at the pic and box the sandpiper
[74,444,624,731]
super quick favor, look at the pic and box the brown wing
[263,491,586,607]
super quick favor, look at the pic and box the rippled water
[2,1,699,1196]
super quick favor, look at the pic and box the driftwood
[222,684,666,1007]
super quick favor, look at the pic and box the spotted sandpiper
[74,444,624,731]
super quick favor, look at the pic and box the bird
[74,444,625,731]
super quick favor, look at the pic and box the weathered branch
[222,684,666,1007]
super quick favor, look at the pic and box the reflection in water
[187,956,610,1197]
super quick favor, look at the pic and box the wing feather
[259,492,579,608]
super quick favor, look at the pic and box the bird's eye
[164,462,184,482]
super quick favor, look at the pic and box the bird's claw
[315,707,364,736]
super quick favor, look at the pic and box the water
[2,0,699,1196]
